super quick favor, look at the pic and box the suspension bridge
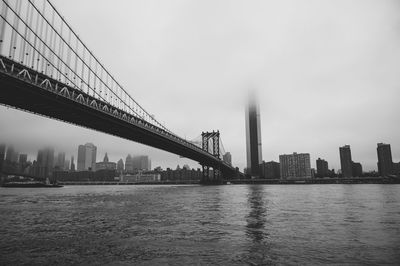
[0,0,240,181]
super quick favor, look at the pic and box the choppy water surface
[1,184,400,265]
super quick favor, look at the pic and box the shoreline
[55,176,400,186]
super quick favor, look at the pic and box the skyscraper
[5,145,18,163]
[279,153,311,179]
[352,162,363,177]
[316,158,329,177]
[36,147,54,178]
[77,143,97,171]
[64,159,70,171]
[117,159,124,173]
[125,154,133,172]
[70,156,75,171]
[19,154,28,164]
[55,152,66,170]
[339,145,353,178]
[0,144,6,172]
[132,155,151,171]
[377,143,393,176]
[245,94,262,177]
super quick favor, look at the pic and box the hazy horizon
[1,0,400,172]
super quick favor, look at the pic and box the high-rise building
[279,152,311,179]
[132,156,151,171]
[260,161,280,179]
[55,152,66,170]
[377,143,393,176]
[5,145,18,163]
[64,159,70,171]
[77,143,97,171]
[393,162,400,175]
[223,152,232,166]
[0,144,6,171]
[19,154,28,164]
[125,154,133,172]
[339,145,353,178]
[117,159,124,173]
[352,162,363,177]
[70,156,75,171]
[245,94,262,177]
[36,147,54,178]
[316,158,329,177]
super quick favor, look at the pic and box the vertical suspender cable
[42,7,49,74]
[20,1,30,64]
[0,0,9,55]
[81,47,85,91]
[10,0,20,59]
[31,1,39,68]
[26,1,34,67]
[66,28,71,83]
[57,20,63,80]
[36,0,44,71]
[48,8,55,77]
[74,36,78,87]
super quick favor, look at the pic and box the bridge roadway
[0,56,237,177]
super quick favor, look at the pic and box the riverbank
[56,176,400,185]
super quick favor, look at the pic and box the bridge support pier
[200,131,224,184]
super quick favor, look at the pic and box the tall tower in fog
[245,93,262,177]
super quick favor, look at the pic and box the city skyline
[0,0,399,171]
[1,140,398,176]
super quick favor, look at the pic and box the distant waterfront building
[95,153,116,171]
[125,154,133,173]
[117,159,124,173]
[377,143,393,176]
[223,152,232,166]
[132,156,151,171]
[120,172,161,183]
[160,167,202,181]
[339,145,353,178]
[352,162,363,177]
[77,143,97,171]
[70,156,75,171]
[245,93,262,177]
[279,153,311,179]
[316,158,329,177]
[260,161,280,179]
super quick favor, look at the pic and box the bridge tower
[201,131,222,183]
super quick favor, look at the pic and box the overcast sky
[1,0,400,171]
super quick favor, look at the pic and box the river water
[0,184,399,265]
